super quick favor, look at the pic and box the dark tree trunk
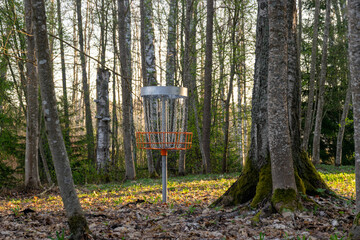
[24,0,40,190]
[348,0,360,238]
[202,0,214,174]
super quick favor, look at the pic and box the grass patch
[0,166,355,214]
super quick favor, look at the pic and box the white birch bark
[96,69,111,172]
[140,0,157,176]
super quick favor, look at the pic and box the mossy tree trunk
[212,0,329,212]
[348,0,360,238]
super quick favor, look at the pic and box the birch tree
[24,0,40,190]
[348,0,360,238]
[96,69,111,173]
[31,0,89,237]
[140,0,157,177]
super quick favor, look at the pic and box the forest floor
[0,165,355,240]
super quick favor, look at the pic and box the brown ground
[0,188,353,240]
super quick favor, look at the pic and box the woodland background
[0,0,352,186]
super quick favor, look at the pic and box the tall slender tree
[336,83,351,166]
[76,0,95,163]
[312,0,331,164]
[119,0,136,180]
[202,0,214,174]
[24,0,40,190]
[166,0,177,87]
[222,4,238,173]
[302,0,321,151]
[31,0,89,237]
[56,0,70,147]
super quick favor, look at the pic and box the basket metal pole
[161,98,168,203]
[162,153,167,203]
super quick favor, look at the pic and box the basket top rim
[141,86,188,98]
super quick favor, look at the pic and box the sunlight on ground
[0,166,355,214]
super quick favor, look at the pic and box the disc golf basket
[136,86,193,203]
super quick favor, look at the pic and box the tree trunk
[24,0,40,190]
[335,82,351,166]
[212,0,328,211]
[166,0,177,87]
[119,0,136,180]
[39,118,53,185]
[31,0,89,238]
[222,8,237,173]
[268,0,298,211]
[312,0,331,165]
[202,0,214,174]
[140,0,157,177]
[56,0,70,147]
[302,0,320,151]
[96,69,111,173]
[178,0,195,176]
[348,1,360,238]
[76,0,95,164]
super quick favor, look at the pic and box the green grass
[0,166,356,214]
[317,164,355,199]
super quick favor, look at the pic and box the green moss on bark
[295,170,306,194]
[211,158,259,207]
[68,213,90,240]
[250,163,272,208]
[349,212,360,239]
[271,188,300,212]
[295,151,329,195]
